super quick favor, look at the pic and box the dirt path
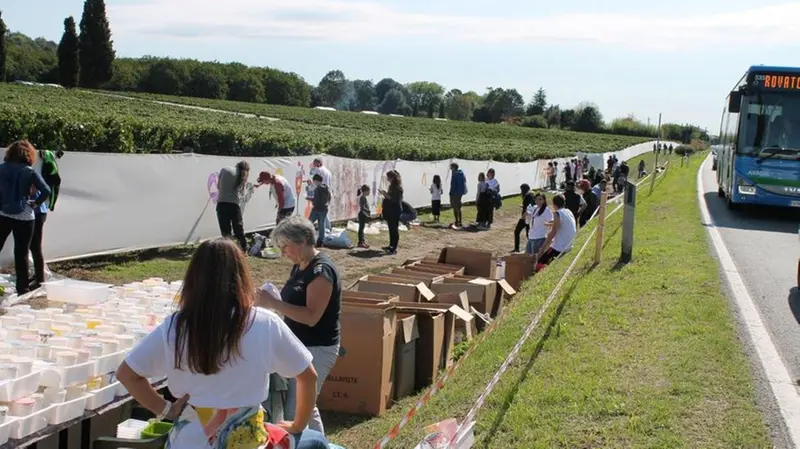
[52,201,526,287]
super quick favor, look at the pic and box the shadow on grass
[52,246,196,271]
[320,411,372,436]
[610,259,629,272]
[348,249,388,259]
[479,264,596,447]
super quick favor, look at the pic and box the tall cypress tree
[0,11,7,82]
[78,0,115,88]
[58,17,80,88]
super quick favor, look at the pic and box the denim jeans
[292,429,330,449]
[285,345,340,435]
[526,238,546,255]
[308,210,329,246]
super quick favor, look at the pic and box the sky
[5,0,800,133]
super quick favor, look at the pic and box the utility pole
[650,113,661,195]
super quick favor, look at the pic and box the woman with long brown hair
[117,238,329,449]
[0,140,50,294]
[216,160,251,251]
[379,170,403,255]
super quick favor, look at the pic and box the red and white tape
[371,162,668,449]
[446,226,598,448]
[372,310,505,449]
[445,160,671,447]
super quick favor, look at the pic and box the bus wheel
[717,186,725,198]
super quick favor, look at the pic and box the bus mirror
[728,91,742,113]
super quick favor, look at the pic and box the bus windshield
[737,93,800,156]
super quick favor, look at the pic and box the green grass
[325,153,770,448]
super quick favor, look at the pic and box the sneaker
[358,242,370,249]
[386,248,397,255]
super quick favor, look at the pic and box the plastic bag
[346,221,360,233]
[414,419,474,449]
[324,229,352,249]
[249,233,267,256]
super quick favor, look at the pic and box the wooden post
[594,192,608,263]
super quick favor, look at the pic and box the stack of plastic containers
[116,418,149,439]
[0,277,181,443]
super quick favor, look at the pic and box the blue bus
[717,65,800,209]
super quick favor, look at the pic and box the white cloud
[108,0,800,51]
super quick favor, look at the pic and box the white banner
[0,141,661,264]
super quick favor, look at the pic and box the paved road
[700,159,800,447]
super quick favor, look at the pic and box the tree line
[0,2,709,141]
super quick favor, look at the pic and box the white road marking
[696,155,800,447]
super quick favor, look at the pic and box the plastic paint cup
[56,351,77,367]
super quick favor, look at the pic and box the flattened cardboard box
[394,314,420,400]
[415,262,466,276]
[356,275,436,303]
[319,302,397,416]
[438,247,496,278]
[401,264,461,277]
[342,290,400,303]
[384,269,444,286]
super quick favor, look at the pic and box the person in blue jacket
[448,163,467,228]
[0,140,51,295]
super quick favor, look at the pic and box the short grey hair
[272,215,316,247]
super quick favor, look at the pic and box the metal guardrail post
[620,182,637,263]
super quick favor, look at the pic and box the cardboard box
[447,275,514,317]
[415,262,466,276]
[386,268,445,286]
[492,279,516,318]
[394,302,463,372]
[438,247,496,278]
[394,309,445,390]
[430,291,474,341]
[394,314,420,400]
[402,264,462,277]
[342,291,400,303]
[503,254,536,291]
[356,275,436,303]
[432,279,495,319]
[319,301,397,416]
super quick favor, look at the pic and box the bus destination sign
[750,73,800,91]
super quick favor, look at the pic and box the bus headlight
[737,180,756,195]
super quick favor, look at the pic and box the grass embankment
[327,153,770,448]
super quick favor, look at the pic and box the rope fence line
[446,158,671,448]
[372,157,672,449]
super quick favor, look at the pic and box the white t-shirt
[551,209,577,253]
[526,205,554,240]
[311,166,332,187]
[430,184,442,201]
[125,307,312,409]
[486,178,500,192]
[271,175,296,210]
